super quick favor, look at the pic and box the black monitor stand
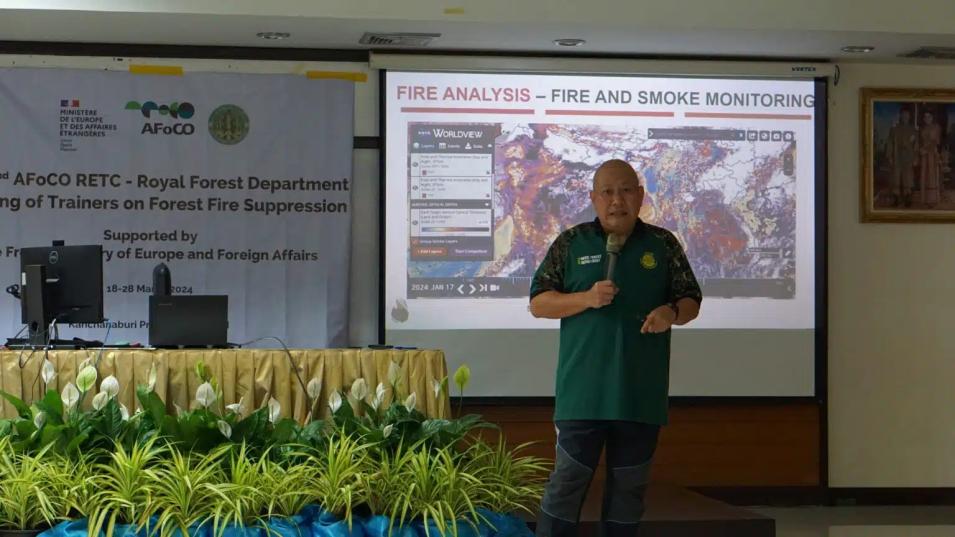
[22,264,53,346]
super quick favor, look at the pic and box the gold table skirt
[0,348,450,421]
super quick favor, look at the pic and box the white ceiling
[1,1,954,61]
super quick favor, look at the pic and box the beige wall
[828,61,955,487]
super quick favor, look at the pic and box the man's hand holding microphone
[589,232,675,334]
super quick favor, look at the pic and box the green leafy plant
[327,379,494,454]
[262,457,317,519]
[0,365,135,457]
[54,449,99,521]
[392,446,486,537]
[87,437,167,537]
[463,439,549,515]
[150,445,227,537]
[363,440,418,518]
[305,431,368,525]
[0,439,65,530]
[208,443,273,534]
[0,360,549,537]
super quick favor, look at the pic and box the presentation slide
[383,70,820,397]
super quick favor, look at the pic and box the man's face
[924,112,934,125]
[901,110,910,124]
[590,165,645,235]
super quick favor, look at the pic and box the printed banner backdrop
[0,68,354,347]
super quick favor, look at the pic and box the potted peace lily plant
[0,358,546,537]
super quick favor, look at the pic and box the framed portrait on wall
[861,88,955,222]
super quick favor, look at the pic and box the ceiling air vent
[359,32,440,47]
[901,47,955,60]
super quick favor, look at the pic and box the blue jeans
[536,420,660,537]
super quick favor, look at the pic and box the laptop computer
[148,295,228,348]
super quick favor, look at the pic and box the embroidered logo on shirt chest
[576,254,602,265]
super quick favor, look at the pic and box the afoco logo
[124,101,196,119]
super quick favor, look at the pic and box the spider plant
[462,439,549,516]
[262,457,317,519]
[49,449,98,522]
[361,441,418,537]
[207,443,273,537]
[0,440,63,531]
[305,431,368,528]
[391,446,486,537]
[88,437,167,537]
[149,445,227,537]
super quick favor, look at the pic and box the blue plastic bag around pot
[414,520,479,537]
[494,515,532,537]
[169,521,211,537]
[221,523,266,537]
[474,511,532,537]
[267,515,311,537]
[110,524,140,537]
[311,512,364,537]
[297,506,324,526]
[36,519,97,537]
[473,510,501,537]
[360,515,416,537]
[140,516,161,537]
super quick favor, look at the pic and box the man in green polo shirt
[530,159,702,537]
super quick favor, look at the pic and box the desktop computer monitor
[18,242,104,345]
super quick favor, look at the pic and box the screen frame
[378,69,828,407]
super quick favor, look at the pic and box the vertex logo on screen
[124,100,197,135]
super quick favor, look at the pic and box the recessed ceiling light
[842,45,874,53]
[257,32,291,40]
[554,38,586,47]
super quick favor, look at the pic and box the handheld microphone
[605,233,624,281]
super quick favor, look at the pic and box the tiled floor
[756,505,955,537]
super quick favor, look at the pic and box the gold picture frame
[861,88,955,222]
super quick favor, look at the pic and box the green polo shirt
[530,218,702,425]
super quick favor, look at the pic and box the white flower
[383,424,393,438]
[119,403,130,421]
[226,396,246,417]
[432,379,442,398]
[92,391,110,411]
[147,362,158,392]
[217,420,232,439]
[351,378,368,402]
[76,365,98,392]
[404,393,417,412]
[268,397,281,423]
[387,361,401,386]
[33,411,46,429]
[41,359,56,385]
[307,378,322,400]
[61,383,80,410]
[328,391,342,413]
[195,382,216,408]
[100,375,120,398]
[371,382,387,410]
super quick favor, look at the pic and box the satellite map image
[408,123,797,299]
